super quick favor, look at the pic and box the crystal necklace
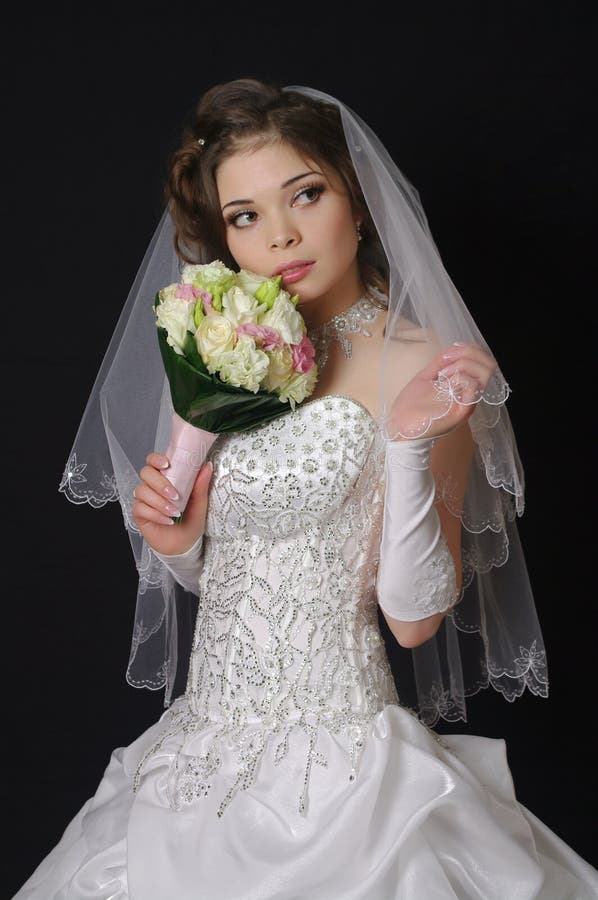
[306,291,387,372]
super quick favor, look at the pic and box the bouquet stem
[165,412,218,521]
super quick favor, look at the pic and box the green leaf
[182,331,208,372]
[155,326,294,434]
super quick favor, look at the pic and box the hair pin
[197,138,205,147]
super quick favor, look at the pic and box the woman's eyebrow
[221,170,322,211]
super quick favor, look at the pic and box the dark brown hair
[164,78,389,297]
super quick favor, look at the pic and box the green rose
[181,261,236,311]
[254,277,283,308]
[235,269,283,309]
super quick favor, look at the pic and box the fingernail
[159,515,175,525]
[164,502,181,516]
[163,485,179,500]
[158,458,170,469]
[438,365,455,376]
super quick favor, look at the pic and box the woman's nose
[269,219,300,250]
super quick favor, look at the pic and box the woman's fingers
[390,343,499,441]
[421,343,497,403]
[129,446,215,555]
[133,481,182,521]
[439,371,481,405]
[437,358,494,390]
[133,497,176,527]
[146,451,171,470]
[437,343,497,376]
[134,461,214,556]
[420,342,496,381]
[139,463,180,501]
[132,455,183,527]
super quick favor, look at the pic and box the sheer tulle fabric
[59,86,547,723]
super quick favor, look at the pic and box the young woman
[14,79,598,899]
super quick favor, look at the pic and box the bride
[13,78,598,899]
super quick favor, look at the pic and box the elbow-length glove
[376,437,457,621]
[152,533,204,596]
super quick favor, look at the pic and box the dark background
[5,3,597,894]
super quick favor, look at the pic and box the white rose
[155,292,196,355]
[217,336,270,393]
[158,283,180,303]
[261,346,294,391]
[181,260,236,287]
[195,314,235,373]
[221,286,268,328]
[277,365,319,409]
[260,293,305,344]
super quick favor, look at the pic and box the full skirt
[13,701,598,900]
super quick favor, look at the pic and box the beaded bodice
[135,395,405,818]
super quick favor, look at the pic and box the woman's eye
[226,183,325,227]
[292,184,325,206]
[228,210,257,228]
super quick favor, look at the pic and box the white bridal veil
[59,84,547,725]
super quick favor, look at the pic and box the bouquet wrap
[164,412,219,522]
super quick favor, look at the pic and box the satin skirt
[13,703,598,900]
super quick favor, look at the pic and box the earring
[356,221,363,242]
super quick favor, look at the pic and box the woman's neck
[299,276,367,331]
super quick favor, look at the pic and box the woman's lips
[279,262,315,284]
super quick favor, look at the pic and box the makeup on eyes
[225,181,326,228]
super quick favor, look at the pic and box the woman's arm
[152,533,206,596]
[374,335,493,649]
[376,421,474,648]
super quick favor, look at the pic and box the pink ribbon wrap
[164,412,218,517]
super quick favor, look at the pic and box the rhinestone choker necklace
[306,292,387,372]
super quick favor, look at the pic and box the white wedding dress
[15,395,598,899]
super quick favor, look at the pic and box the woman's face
[215,140,363,311]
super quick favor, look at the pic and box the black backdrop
[5,4,597,894]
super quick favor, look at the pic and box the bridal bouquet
[154,260,318,519]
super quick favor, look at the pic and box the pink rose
[236,323,284,351]
[175,284,201,302]
[291,335,316,373]
[200,290,217,315]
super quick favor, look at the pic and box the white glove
[152,533,205,596]
[376,437,457,622]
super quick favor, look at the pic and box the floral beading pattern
[134,396,412,817]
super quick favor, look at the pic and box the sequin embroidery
[133,396,450,817]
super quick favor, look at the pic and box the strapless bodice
[135,396,404,818]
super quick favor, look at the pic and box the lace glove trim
[152,533,205,596]
[376,438,457,622]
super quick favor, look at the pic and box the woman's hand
[389,342,498,441]
[132,452,214,556]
